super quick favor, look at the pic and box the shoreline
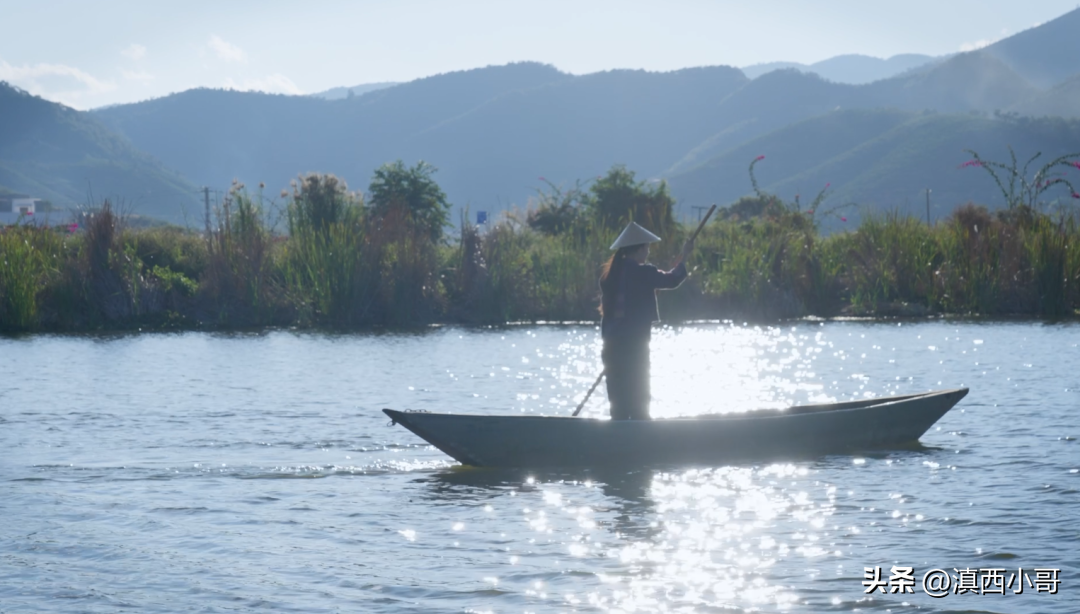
[3,311,1076,338]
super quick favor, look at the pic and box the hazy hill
[668,108,915,203]
[663,69,858,176]
[668,109,1080,228]
[0,82,199,221]
[667,51,1034,176]
[742,53,936,84]
[866,51,1037,112]
[1011,73,1080,118]
[310,82,400,100]
[96,62,573,194]
[983,8,1080,87]
[91,52,1053,220]
[395,66,749,207]
[741,61,803,80]
[95,63,748,206]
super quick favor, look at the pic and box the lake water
[1,321,1076,613]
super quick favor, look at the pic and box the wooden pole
[572,370,606,417]
[688,204,718,243]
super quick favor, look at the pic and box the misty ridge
[1,8,1079,226]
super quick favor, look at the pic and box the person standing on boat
[599,222,693,420]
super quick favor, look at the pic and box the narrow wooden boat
[384,388,969,468]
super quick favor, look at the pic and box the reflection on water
[419,464,828,611]
[1,322,1077,613]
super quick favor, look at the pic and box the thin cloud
[959,39,994,52]
[122,69,155,82]
[121,43,147,60]
[960,27,1011,52]
[223,73,303,95]
[208,35,247,63]
[0,60,115,107]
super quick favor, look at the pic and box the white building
[0,194,41,225]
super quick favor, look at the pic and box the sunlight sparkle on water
[582,323,835,418]
[521,464,835,612]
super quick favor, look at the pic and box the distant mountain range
[4,8,1079,226]
[742,53,937,84]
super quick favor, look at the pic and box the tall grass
[75,200,162,325]
[0,225,63,330]
[452,215,614,323]
[695,212,819,319]
[280,174,398,327]
[201,184,279,326]
[6,198,1080,332]
[827,211,938,314]
[1024,215,1076,318]
[367,206,443,325]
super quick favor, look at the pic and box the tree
[367,160,451,242]
[589,165,675,233]
[288,173,358,235]
[527,178,590,237]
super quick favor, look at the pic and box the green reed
[1022,214,1077,318]
[7,199,1080,332]
[282,177,370,326]
[0,225,64,330]
[694,212,819,319]
[458,214,615,323]
[202,185,279,326]
[826,211,938,314]
[368,209,443,326]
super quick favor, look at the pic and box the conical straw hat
[610,222,662,250]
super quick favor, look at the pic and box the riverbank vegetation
[2,156,1080,333]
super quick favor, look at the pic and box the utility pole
[925,189,932,225]
[203,187,211,236]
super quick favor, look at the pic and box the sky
[2,0,1078,110]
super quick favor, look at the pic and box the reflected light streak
[528,465,836,612]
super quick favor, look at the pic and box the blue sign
[477,211,488,225]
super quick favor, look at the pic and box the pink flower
[824,182,830,189]
[841,217,848,222]
[1073,192,1080,199]
[807,210,815,215]
[538,176,546,181]
[755,155,765,161]
[1071,161,1080,170]
[959,160,983,168]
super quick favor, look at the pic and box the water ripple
[0,322,1075,613]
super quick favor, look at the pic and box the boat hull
[384,388,968,468]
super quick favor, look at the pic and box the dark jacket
[601,260,688,341]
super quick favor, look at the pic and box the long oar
[572,370,606,417]
[688,203,717,243]
[571,205,718,417]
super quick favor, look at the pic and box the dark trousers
[602,337,651,420]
